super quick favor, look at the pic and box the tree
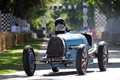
[0,0,12,13]
[12,0,55,19]
[84,0,120,42]
[0,0,55,27]
[50,0,83,30]
[84,0,120,19]
[53,0,94,30]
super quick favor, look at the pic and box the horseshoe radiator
[46,36,65,57]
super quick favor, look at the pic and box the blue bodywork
[49,32,94,67]
[22,30,108,76]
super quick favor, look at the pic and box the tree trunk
[1,0,10,13]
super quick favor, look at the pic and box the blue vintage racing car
[22,31,109,76]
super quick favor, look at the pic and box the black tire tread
[98,41,108,71]
[22,45,36,76]
[52,67,59,72]
[76,44,88,75]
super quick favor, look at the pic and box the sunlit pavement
[0,64,120,80]
[0,38,120,80]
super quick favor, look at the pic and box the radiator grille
[46,36,65,57]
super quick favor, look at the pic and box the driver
[53,18,69,35]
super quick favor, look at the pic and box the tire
[98,41,108,71]
[52,67,59,72]
[22,45,36,76]
[76,44,88,75]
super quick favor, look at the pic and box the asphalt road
[0,38,120,80]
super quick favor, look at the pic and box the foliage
[0,38,44,75]
[50,0,82,30]
[0,0,55,28]
[1,0,120,31]
[51,0,94,30]
[84,0,120,19]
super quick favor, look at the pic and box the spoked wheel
[98,41,108,71]
[52,67,59,72]
[22,45,36,76]
[76,44,88,75]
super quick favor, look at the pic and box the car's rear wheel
[52,67,59,72]
[76,44,88,75]
[98,41,108,71]
[22,45,36,76]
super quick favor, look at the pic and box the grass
[0,38,45,75]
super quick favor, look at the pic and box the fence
[0,11,30,32]
[0,10,32,52]
[102,17,120,42]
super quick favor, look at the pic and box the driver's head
[54,18,68,35]
[55,18,66,26]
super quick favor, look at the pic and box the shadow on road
[0,74,27,80]
[0,38,120,80]
[1,60,119,80]
[36,62,120,70]
[43,70,94,77]
[88,62,120,68]
[36,61,119,77]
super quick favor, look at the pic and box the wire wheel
[98,41,108,71]
[76,44,88,75]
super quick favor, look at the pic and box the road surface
[0,39,120,80]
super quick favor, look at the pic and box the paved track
[0,38,120,80]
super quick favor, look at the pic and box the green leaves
[84,0,120,18]
[0,0,55,27]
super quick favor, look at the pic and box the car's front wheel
[76,44,88,75]
[97,41,108,71]
[22,45,36,76]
